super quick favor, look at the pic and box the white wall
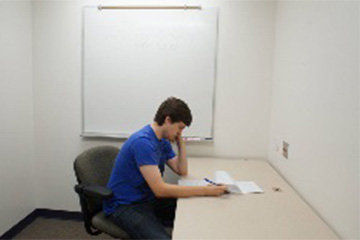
[0,0,36,235]
[2,0,359,238]
[268,1,359,239]
[31,0,275,210]
[187,0,275,159]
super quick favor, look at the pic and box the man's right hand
[205,185,229,196]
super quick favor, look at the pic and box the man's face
[164,117,186,142]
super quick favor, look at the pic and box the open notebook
[178,171,263,194]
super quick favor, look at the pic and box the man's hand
[205,185,229,196]
[167,132,188,176]
[175,134,184,147]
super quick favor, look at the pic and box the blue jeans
[109,198,177,239]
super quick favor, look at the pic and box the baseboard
[35,208,82,221]
[0,209,82,239]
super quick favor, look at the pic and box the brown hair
[154,97,192,126]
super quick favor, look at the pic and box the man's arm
[140,165,228,198]
[166,136,188,176]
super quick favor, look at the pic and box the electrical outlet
[282,141,289,159]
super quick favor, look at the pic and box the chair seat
[92,212,131,239]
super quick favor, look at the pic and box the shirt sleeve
[163,140,176,162]
[132,138,158,167]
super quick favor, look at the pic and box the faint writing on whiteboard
[101,24,205,51]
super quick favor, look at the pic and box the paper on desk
[214,171,242,193]
[178,172,263,194]
[214,171,235,185]
[236,181,263,194]
[178,179,207,186]
[215,171,263,194]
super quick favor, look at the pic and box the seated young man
[104,97,228,239]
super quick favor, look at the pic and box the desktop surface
[172,157,338,239]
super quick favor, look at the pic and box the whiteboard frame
[80,6,219,141]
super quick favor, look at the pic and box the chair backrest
[74,145,119,216]
[74,145,119,186]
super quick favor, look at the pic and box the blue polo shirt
[103,125,176,215]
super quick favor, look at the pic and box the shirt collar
[148,124,163,143]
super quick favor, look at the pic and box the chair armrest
[74,184,113,199]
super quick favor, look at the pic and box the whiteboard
[82,6,218,139]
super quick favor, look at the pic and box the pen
[204,178,219,186]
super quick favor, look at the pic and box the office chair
[73,145,130,239]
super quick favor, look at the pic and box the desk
[172,158,338,239]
